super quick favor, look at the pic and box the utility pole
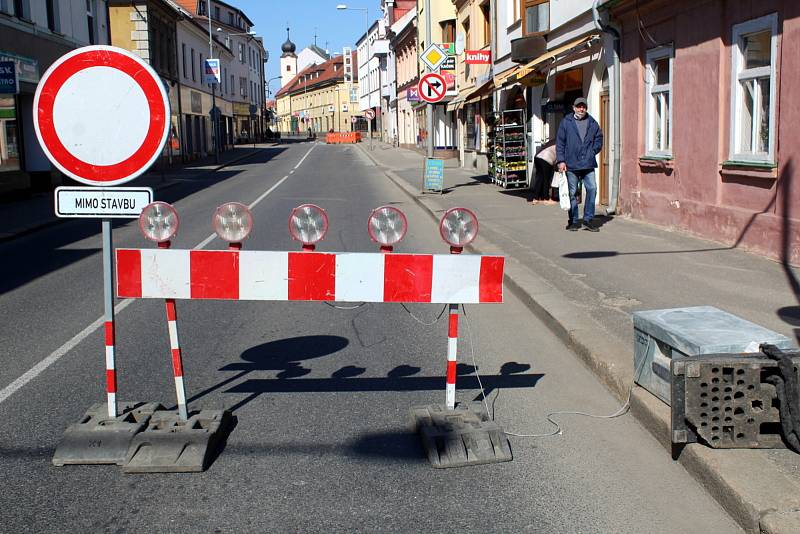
[424,0,433,159]
[208,7,220,163]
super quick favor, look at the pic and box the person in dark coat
[556,97,604,232]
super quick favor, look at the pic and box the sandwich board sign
[34,45,170,187]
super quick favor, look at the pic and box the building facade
[356,20,389,137]
[608,0,800,264]
[0,0,110,195]
[389,6,420,148]
[275,53,360,135]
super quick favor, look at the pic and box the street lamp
[337,4,373,151]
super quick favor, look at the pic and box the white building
[176,0,267,142]
[175,12,235,158]
[279,27,330,89]
[355,19,389,137]
[0,0,110,194]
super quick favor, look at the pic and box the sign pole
[102,219,118,418]
[424,0,433,160]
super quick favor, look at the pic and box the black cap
[573,97,588,107]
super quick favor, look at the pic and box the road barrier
[326,132,362,144]
[54,203,509,471]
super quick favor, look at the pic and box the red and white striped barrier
[104,320,117,417]
[116,250,504,304]
[446,304,459,409]
[165,299,188,420]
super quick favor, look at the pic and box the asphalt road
[0,142,741,533]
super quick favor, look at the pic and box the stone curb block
[358,144,800,534]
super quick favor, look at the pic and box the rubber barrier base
[410,403,513,468]
[671,352,800,448]
[123,409,233,473]
[52,402,162,466]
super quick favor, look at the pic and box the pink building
[609,0,800,265]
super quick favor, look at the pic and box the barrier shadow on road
[0,147,287,297]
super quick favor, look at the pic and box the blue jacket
[556,113,603,170]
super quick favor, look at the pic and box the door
[599,92,610,205]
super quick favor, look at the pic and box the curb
[358,144,800,534]
[0,147,265,243]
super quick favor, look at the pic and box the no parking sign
[34,45,170,186]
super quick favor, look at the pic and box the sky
[234,0,383,97]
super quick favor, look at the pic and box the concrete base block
[410,403,512,468]
[52,402,162,466]
[123,409,233,473]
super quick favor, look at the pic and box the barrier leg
[165,298,188,420]
[446,303,459,409]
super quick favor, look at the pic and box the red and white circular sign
[418,73,447,104]
[34,46,170,186]
[364,109,375,120]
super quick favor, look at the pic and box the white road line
[0,143,317,406]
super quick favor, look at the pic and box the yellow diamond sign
[420,44,447,71]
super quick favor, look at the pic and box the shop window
[730,13,777,163]
[521,0,548,36]
[0,96,20,172]
[465,105,477,150]
[645,45,673,156]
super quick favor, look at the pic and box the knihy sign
[465,50,492,64]
[418,72,447,103]
[204,58,221,85]
[33,46,170,187]
[420,44,447,72]
[55,186,154,218]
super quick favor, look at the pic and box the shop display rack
[487,108,529,188]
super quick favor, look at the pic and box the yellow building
[275,54,360,134]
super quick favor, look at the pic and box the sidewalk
[359,141,800,533]
[0,144,270,242]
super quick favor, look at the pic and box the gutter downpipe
[593,0,622,214]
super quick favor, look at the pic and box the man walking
[556,97,604,232]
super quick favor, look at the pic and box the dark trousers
[531,158,554,200]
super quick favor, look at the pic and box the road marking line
[0,144,316,406]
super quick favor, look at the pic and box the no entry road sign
[34,46,170,187]
[419,73,447,104]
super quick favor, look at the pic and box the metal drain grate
[671,353,800,448]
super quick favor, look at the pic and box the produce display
[487,109,529,188]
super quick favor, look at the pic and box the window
[240,77,247,97]
[521,0,548,35]
[46,0,59,32]
[286,64,291,72]
[224,68,227,93]
[239,43,245,63]
[198,1,206,16]
[86,0,94,44]
[645,46,673,155]
[228,11,234,25]
[199,53,203,83]
[12,0,30,20]
[214,6,220,21]
[230,74,235,96]
[191,48,196,81]
[440,20,456,43]
[730,14,778,162]
[481,3,491,46]
[182,43,187,78]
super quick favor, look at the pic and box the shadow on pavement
[0,147,286,297]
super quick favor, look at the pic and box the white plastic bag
[556,172,571,210]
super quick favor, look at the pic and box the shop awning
[493,66,519,88]
[463,77,494,105]
[514,34,599,84]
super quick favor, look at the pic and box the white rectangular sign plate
[55,186,154,218]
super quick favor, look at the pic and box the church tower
[280,27,297,88]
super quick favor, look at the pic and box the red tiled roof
[275,52,358,99]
